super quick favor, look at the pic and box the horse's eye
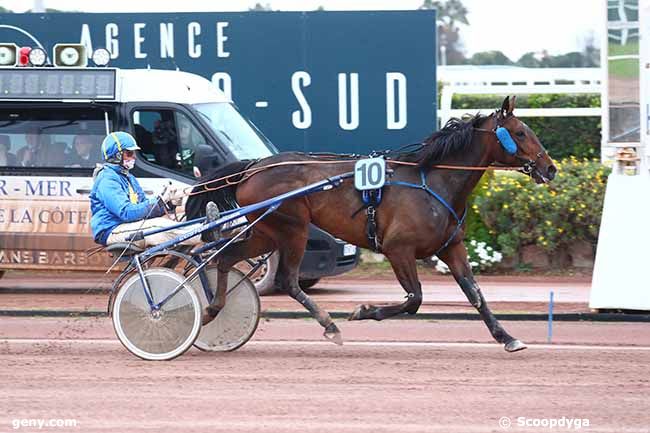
[515,131,525,138]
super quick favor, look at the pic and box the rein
[183,159,360,197]
[184,155,523,198]
[183,111,540,199]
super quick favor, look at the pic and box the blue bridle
[476,112,547,176]
[495,126,517,155]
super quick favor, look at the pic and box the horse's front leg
[438,241,526,353]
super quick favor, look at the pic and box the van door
[129,106,223,208]
[0,105,114,272]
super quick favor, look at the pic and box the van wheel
[235,251,279,296]
[299,278,320,290]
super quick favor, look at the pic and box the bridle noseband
[476,112,547,176]
[518,151,546,175]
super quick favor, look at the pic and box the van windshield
[192,103,275,160]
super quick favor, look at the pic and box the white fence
[437,66,603,126]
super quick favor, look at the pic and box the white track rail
[437,66,603,126]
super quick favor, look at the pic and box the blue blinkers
[495,127,517,155]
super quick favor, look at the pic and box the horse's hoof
[201,313,213,326]
[323,324,343,345]
[201,307,219,326]
[348,304,368,321]
[504,339,527,353]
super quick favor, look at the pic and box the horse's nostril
[548,165,557,180]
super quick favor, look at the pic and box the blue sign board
[0,11,436,154]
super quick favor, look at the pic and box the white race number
[354,157,386,191]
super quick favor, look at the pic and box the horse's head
[491,96,557,184]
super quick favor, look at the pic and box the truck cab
[0,45,358,294]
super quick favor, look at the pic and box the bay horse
[186,96,556,352]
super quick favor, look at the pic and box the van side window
[132,109,208,176]
[0,108,108,169]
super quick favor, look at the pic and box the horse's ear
[500,96,509,118]
[500,95,516,117]
[507,95,516,114]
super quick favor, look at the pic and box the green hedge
[465,170,495,246]
[472,158,610,258]
[450,94,601,159]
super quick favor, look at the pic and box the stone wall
[506,241,595,270]
[360,241,596,271]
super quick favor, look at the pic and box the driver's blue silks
[90,164,165,245]
[495,127,517,155]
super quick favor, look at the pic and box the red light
[18,46,31,66]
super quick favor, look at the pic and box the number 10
[354,158,386,190]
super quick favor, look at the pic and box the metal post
[547,290,554,343]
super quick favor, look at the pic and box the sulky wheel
[112,267,201,361]
[190,267,261,352]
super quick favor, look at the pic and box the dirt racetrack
[1,317,649,433]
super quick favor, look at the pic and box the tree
[517,52,542,68]
[0,6,12,12]
[469,50,513,66]
[420,0,468,65]
[249,3,273,11]
[547,52,589,68]
[26,8,71,12]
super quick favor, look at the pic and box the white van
[0,52,358,294]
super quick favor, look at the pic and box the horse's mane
[398,112,491,167]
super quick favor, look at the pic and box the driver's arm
[97,176,165,222]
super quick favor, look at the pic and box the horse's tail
[185,160,253,220]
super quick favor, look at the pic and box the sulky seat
[105,242,144,258]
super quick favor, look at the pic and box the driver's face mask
[121,149,136,171]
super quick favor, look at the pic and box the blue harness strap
[385,169,467,256]
[361,188,383,252]
[362,188,382,205]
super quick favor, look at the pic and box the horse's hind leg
[438,241,526,353]
[275,228,343,345]
[202,232,275,324]
[349,248,423,321]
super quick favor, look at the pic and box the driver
[90,131,220,247]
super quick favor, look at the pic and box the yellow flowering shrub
[473,158,610,257]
